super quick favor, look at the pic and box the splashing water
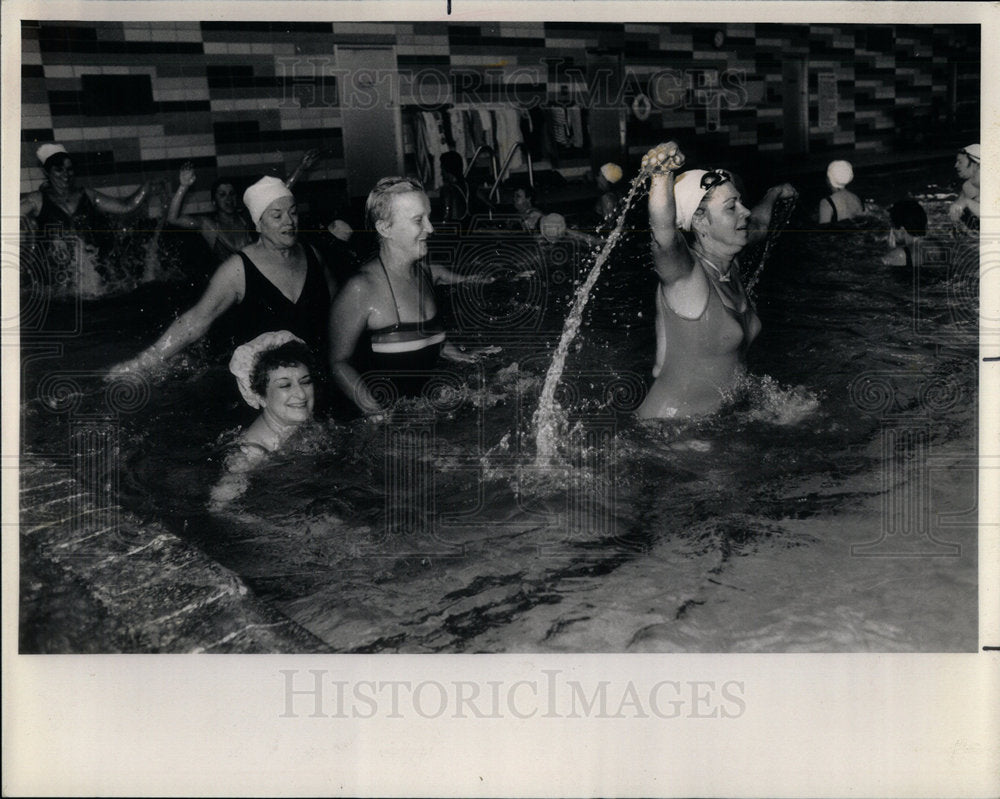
[25,221,181,301]
[533,175,647,465]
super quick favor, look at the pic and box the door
[335,46,403,199]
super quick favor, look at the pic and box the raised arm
[108,256,243,376]
[642,142,694,286]
[286,148,323,189]
[166,163,204,231]
[328,274,383,416]
[748,183,797,245]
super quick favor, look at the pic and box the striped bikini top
[369,255,446,355]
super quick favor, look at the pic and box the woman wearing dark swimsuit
[21,143,151,263]
[109,175,335,377]
[328,176,494,418]
[636,141,797,419]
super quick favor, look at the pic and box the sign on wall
[818,72,838,130]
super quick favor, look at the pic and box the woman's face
[260,364,314,425]
[513,188,531,213]
[955,154,978,180]
[213,183,239,215]
[257,195,298,248]
[382,190,433,261]
[698,183,751,249]
[45,156,76,193]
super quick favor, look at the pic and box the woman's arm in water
[108,256,243,376]
[328,273,385,417]
[748,183,798,246]
[427,262,495,286]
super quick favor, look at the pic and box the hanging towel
[448,108,469,167]
[548,106,569,146]
[420,111,448,188]
[568,106,584,148]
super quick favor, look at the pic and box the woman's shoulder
[236,420,277,459]
[224,440,270,473]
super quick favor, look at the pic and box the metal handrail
[488,142,534,204]
[464,145,497,183]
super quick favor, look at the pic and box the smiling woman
[209,331,317,507]
[108,175,336,379]
[20,142,151,267]
[327,176,485,418]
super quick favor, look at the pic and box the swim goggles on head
[700,169,733,190]
[959,148,980,164]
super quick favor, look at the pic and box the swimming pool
[19,170,979,653]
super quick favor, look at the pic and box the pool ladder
[488,142,534,205]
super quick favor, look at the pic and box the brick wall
[20,20,980,212]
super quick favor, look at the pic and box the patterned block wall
[20,20,980,212]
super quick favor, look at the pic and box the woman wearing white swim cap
[109,174,337,379]
[636,141,797,419]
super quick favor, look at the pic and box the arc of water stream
[533,176,647,466]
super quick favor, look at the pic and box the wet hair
[211,177,239,203]
[366,176,425,234]
[250,340,314,397]
[889,199,927,237]
[440,151,464,180]
[42,151,72,172]
[515,184,536,202]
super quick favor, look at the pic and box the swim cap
[826,160,854,190]
[673,169,712,232]
[600,163,623,184]
[243,176,293,226]
[229,330,305,408]
[960,144,980,164]
[539,212,568,243]
[36,143,68,167]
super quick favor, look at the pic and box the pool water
[20,177,979,653]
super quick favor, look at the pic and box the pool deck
[18,458,331,653]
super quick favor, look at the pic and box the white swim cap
[36,143,68,166]
[600,162,623,184]
[673,169,713,232]
[826,160,854,190]
[960,144,980,164]
[228,330,306,408]
[539,212,568,243]
[243,176,294,226]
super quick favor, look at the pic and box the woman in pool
[166,150,324,264]
[818,160,863,224]
[594,161,624,221]
[227,331,316,464]
[20,143,152,263]
[948,144,980,233]
[512,185,544,232]
[328,176,494,418]
[109,175,336,378]
[636,141,797,420]
[166,163,254,263]
[209,331,316,506]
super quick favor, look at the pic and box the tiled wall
[20,20,980,213]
